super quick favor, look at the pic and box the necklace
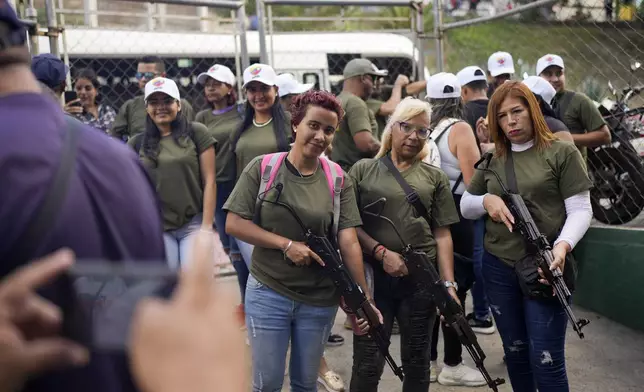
[253,117,273,127]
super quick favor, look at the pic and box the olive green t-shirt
[366,98,387,141]
[553,90,606,159]
[333,91,378,172]
[223,156,363,307]
[138,123,216,231]
[195,108,242,183]
[234,122,292,179]
[467,141,593,264]
[110,96,196,139]
[350,158,460,260]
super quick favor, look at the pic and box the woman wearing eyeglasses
[111,56,195,141]
[132,77,216,269]
[230,63,292,267]
[425,73,486,388]
[349,97,461,392]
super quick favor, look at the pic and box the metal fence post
[44,0,59,56]
[432,0,443,72]
[414,4,425,80]
[257,0,269,64]
[237,4,250,71]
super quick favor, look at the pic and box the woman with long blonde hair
[350,97,461,392]
[461,81,593,391]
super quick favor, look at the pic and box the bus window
[303,72,320,91]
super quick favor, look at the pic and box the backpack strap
[253,152,288,225]
[319,157,344,241]
[429,119,465,194]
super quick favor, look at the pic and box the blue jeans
[216,181,248,302]
[482,251,569,392]
[163,213,202,270]
[245,275,336,392]
[471,217,491,320]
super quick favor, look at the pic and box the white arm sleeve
[553,190,593,250]
[460,191,488,220]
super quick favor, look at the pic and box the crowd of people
[1,0,607,391]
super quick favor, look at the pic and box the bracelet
[378,248,387,263]
[282,240,293,260]
[371,243,384,259]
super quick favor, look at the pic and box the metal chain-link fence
[431,0,644,227]
[258,0,427,97]
[43,0,248,114]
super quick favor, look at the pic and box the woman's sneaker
[437,362,487,387]
[318,370,345,392]
[466,312,496,335]
[326,333,344,347]
[429,360,438,382]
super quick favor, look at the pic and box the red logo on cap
[546,56,554,63]
[209,65,219,72]
[152,78,165,87]
[497,57,506,65]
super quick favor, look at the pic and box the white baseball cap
[456,66,487,87]
[426,72,461,99]
[275,73,314,98]
[523,75,557,106]
[536,54,565,76]
[197,64,236,86]
[144,77,181,101]
[487,51,515,77]
[242,63,278,88]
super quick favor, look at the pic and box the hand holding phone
[63,91,83,115]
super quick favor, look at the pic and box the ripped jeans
[482,251,569,392]
[351,268,436,392]
[245,275,336,392]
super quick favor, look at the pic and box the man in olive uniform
[333,59,386,172]
[486,51,515,98]
[538,54,611,158]
[366,74,411,140]
[110,56,195,140]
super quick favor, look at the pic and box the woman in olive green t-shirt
[461,81,593,391]
[135,77,217,270]
[224,90,378,391]
[349,97,461,391]
[194,64,249,305]
[230,63,292,268]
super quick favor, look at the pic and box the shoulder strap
[504,149,519,194]
[554,91,575,120]
[132,133,144,154]
[319,157,344,241]
[380,155,431,226]
[5,117,81,275]
[429,120,465,195]
[430,119,461,144]
[253,152,288,225]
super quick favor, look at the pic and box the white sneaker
[438,362,487,387]
[317,370,345,392]
[429,360,438,383]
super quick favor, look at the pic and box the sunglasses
[136,72,159,81]
[397,121,431,139]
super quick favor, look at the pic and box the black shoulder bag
[505,150,578,300]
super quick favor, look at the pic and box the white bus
[38,28,429,110]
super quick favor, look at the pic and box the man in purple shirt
[0,2,165,391]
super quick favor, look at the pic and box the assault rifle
[474,155,590,339]
[362,198,505,392]
[258,183,405,381]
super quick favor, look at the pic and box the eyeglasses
[136,72,159,81]
[397,121,431,139]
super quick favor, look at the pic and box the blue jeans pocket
[246,274,264,290]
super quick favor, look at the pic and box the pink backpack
[255,152,344,240]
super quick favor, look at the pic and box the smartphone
[64,91,82,106]
[60,261,178,352]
